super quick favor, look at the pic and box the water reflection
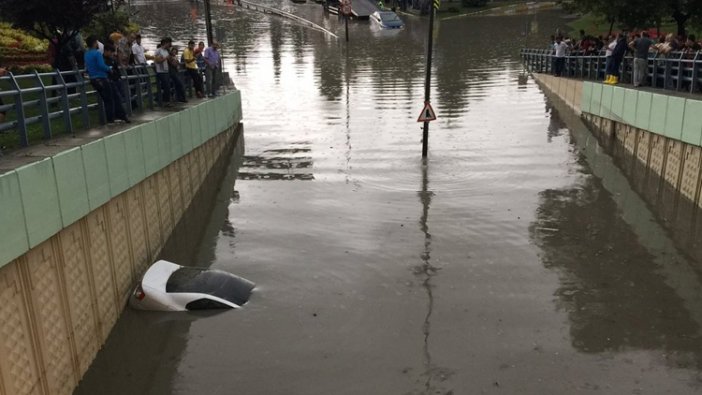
[238,144,315,180]
[530,99,702,370]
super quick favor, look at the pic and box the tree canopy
[564,0,702,36]
[0,0,106,51]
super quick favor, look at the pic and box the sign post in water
[419,0,439,158]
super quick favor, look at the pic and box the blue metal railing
[520,48,702,94]
[0,64,221,148]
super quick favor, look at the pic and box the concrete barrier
[0,91,242,395]
[533,74,702,209]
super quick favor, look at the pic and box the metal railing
[0,64,217,148]
[520,48,702,94]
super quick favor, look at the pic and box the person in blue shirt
[84,35,129,123]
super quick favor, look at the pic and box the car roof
[166,267,255,307]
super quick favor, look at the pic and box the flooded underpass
[76,2,702,394]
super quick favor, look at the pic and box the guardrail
[520,48,702,94]
[0,64,216,148]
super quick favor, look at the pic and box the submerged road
[76,2,702,394]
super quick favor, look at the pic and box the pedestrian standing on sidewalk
[553,36,568,77]
[630,31,653,87]
[84,36,130,123]
[154,37,173,106]
[603,35,616,83]
[203,41,221,97]
[183,40,205,98]
[606,32,628,85]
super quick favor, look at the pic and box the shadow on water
[74,129,246,395]
[529,99,702,372]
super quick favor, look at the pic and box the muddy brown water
[75,3,702,394]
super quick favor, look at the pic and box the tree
[665,0,702,36]
[0,0,107,67]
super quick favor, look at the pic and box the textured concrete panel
[167,163,184,222]
[665,96,686,140]
[141,123,160,176]
[142,176,162,258]
[636,130,651,165]
[16,159,63,248]
[124,126,147,186]
[0,262,43,395]
[198,103,211,141]
[611,86,625,120]
[52,148,89,227]
[635,91,652,132]
[649,94,668,136]
[85,208,118,342]
[680,145,702,202]
[179,157,193,211]
[24,240,76,395]
[624,125,637,155]
[622,88,638,126]
[0,172,29,267]
[81,140,111,211]
[649,135,666,176]
[57,222,99,378]
[157,170,174,237]
[106,196,133,303]
[664,140,684,190]
[126,187,149,277]
[104,133,130,198]
[681,99,702,146]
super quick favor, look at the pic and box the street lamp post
[204,0,215,46]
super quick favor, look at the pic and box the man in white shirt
[131,34,146,65]
[553,36,568,77]
[154,37,172,105]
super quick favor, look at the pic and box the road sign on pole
[417,102,437,122]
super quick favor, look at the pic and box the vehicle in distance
[130,260,255,311]
[370,11,404,29]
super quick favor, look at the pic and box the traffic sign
[417,102,437,122]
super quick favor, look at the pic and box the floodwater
[76,2,702,394]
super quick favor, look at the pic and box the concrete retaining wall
[0,92,242,395]
[533,74,702,210]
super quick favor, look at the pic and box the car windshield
[379,12,400,22]
[166,267,255,306]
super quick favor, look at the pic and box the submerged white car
[370,11,404,29]
[130,260,255,311]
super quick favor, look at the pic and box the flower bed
[0,23,50,71]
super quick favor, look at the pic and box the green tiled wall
[581,81,702,147]
[0,90,242,268]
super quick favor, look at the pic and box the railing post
[33,70,53,140]
[54,70,74,135]
[691,51,700,93]
[119,67,133,117]
[8,73,29,147]
[676,52,684,91]
[75,70,95,127]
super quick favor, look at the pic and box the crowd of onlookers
[549,29,702,87]
[1,31,223,126]
[83,32,223,124]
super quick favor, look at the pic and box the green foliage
[84,10,138,42]
[566,0,702,35]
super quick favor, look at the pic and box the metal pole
[204,0,215,46]
[422,6,435,158]
[345,15,349,42]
